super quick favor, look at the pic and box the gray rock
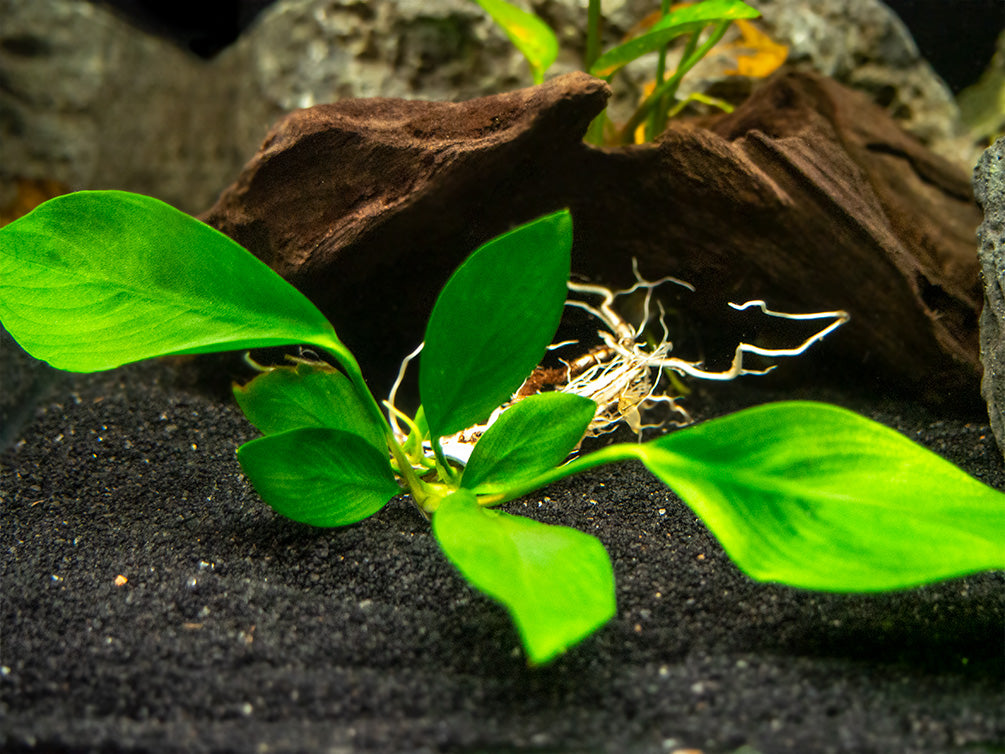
[975,137,1005,459]
[0,0,247,213]
[754,0,975,168]
[231,0,975,166]
[221,0,530,170]
[0,0,977,216]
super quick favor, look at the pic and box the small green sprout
[2,191,1003,664]
[473,0,559,85]
[471,0,768,143]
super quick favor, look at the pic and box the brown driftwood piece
[201,70,981,407]
[202,72,608,394]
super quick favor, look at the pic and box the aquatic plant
[472,0,783,143]
[2,191,1002,664]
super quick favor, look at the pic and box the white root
[386,341,424,440]
[387,263,849,464]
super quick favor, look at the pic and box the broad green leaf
[637,401,1005,591]
[233,361,387,453]
[473,0,558,85]
[433,489,616,664]
[0,191,348,372]
[237,427,398,527]
[420,210,572,439]
[590,0,759,78]
[461,392,596,494]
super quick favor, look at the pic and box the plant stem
[390,437,426,492]
[314,334,440,505]
[317,342,400,449]
[655,0,672,80]
[647,0,673,140]
[583,0,605,147]
[432,438,461,485]
[477,442,646,507]
[585,0,602,72]
[650,27,699,139]
[675,30,701,82]
[621,21,730,143]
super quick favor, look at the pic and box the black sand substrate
[2,356,1003,754]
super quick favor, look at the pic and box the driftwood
[201,70,981,408]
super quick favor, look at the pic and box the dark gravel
[2,357,1003,754]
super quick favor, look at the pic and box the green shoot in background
[2,190,1003,664]
[473,0,559,85]
[471,0,774,144]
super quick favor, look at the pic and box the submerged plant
[471,0,784,143]
[2,191,1003,664]
[401,263,848,462]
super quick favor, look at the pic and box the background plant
[472,0,782,143]
[1,191,1003,664]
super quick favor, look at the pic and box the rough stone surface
[232,0,977,167]
[201,71,982,408]
[219,0,531,180]
[975,137,1005,459]
[0,0,245,214]
[0,0,979,216]
[753,0,976,167]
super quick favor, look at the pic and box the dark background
[91,0,1004,93]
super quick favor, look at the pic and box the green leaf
[233,361,387,453]
[637,401,1005,591]
[420,210,572,439]
[473,0,558,85]
[461,392,596,495]
[237,427,398,527]
[590,0,759,78]
[0,191,348,372]
[433,489,616,664]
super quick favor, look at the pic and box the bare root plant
[388,264,848,463]
[8,195,1000,665]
